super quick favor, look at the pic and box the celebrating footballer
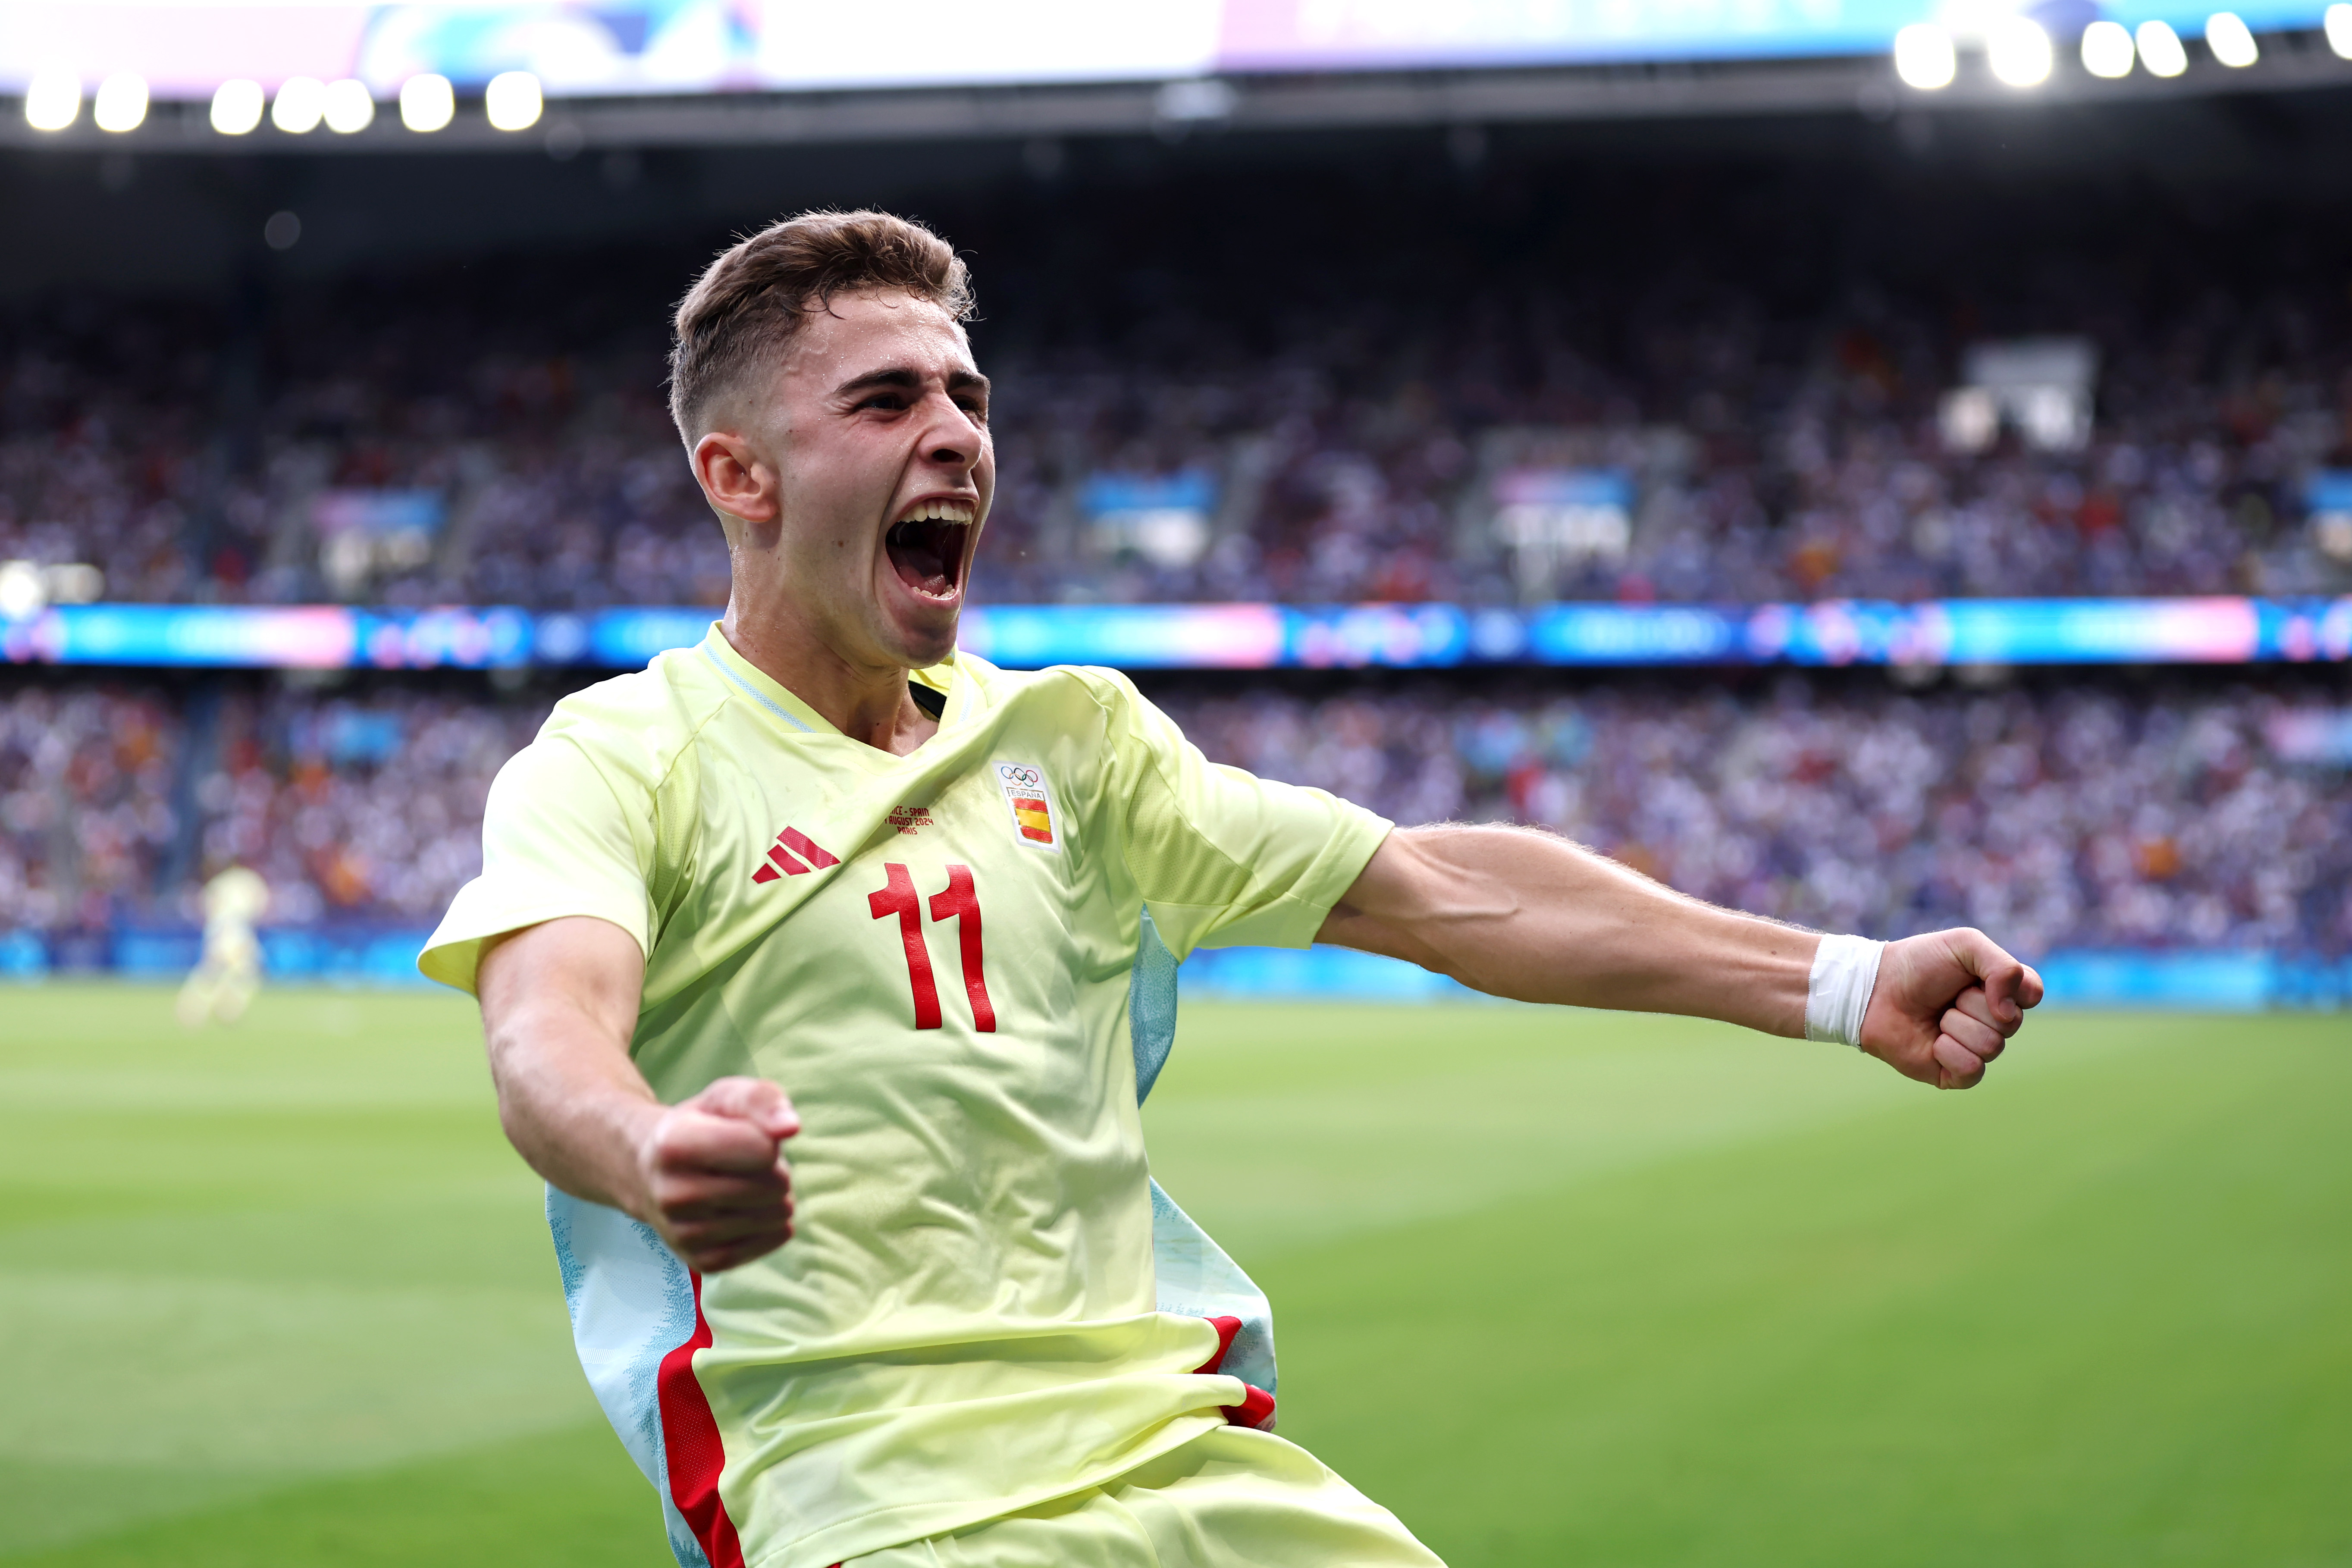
[423,210,2044,1568]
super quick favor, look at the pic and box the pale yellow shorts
[845,1425,1446,1568]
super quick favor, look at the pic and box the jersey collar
[698,624,964,739]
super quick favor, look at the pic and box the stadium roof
[8,7,2352,153]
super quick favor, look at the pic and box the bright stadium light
[92,72,147,132]
[1893,24,1957,89]
[2081,19,2136,77]
[211,78,264,135]
[272,75,326,133]
[484,71,543,131]
[399,73,455,132]
[2330,3,2352,58]
[0,561,43,620]
[322,78,374,134]
[2137,19,2189,76]
[23,68,80,132]
[1987,16,2054,86]
[2205,12,2258,66]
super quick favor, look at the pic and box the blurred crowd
[0,681,541,935]
[0,673,2343,959]
[1165,677,2352,957]
[193,686,544,926]
[6,222,2351,613]
[0,283,731,612]
[0,686,182,932]
[973,282,2352,608]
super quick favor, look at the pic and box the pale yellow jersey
[201,866,267,968]
[419,625,1389,1568]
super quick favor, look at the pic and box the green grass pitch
[0,984,2344,1566]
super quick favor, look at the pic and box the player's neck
[718,609,940,756]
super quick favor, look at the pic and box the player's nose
[915,392,986,470]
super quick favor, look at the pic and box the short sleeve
[417,734,655,994]
[1097,671,1392,960]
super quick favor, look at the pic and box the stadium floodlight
[2137,19,2189,76]
[0,561,43,620]
[485,71,543,132]
[92,72,147,133]
[23,68,80,132]
[399,73,455,132]
[2330,3,2352,57]
[2081,19,2136,77]
[2205,12,2258,66]
[1987,16,2054,86]
[210,79,264,135]
[323,78,374,134]
[1892,24,1957,89]
[272,76,326,134]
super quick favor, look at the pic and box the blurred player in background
[423,211,2043,1568]
[177,863,268,1027]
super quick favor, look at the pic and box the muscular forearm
[1320,824,1818,1036]
[475,916,800,1270]
[485,993,667,1219]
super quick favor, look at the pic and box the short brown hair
[667,209,974,440]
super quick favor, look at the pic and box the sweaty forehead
[782,290,976,385]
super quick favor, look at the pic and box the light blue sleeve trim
[1131,909,1179,1104]
[1131,908,1280,1402]
[700,642,813,733]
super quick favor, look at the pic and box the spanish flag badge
[994,762,1060,852]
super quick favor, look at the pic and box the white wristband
[1806,934,1885,1048]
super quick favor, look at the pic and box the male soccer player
[178,861,267,1027]
[421,210,2042,1568]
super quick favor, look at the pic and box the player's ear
[693,430,778,526]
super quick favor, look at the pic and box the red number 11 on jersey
[869,863,997,1032]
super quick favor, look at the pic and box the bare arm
[476,915,800,1271]
[1318,824,2043,1089]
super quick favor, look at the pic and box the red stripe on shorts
[1193,1314,1277,1430]
[657,1272,748,1568]
[1194,1314,1245,1375]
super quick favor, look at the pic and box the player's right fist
[635,1075,801,1273]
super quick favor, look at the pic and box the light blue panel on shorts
[1147,1179,1280,1400]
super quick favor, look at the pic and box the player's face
[712,290,994,673]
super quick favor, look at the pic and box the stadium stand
[1163,674,2352,957]
[4,139,2349,1004]
[0,679,528,937]
[0,684,182,930]
[6,177,2351,613]
[0,673,2344,964]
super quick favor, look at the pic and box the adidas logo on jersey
[752,826,840,884]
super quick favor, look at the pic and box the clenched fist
[1861,928,2046,1090]
[633,1076,801,1273]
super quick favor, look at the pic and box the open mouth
[884,499,975,600]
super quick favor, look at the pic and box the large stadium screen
[0,0,2337,98]
[1214,0,2333,69]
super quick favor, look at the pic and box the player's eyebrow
[834,366,991,400]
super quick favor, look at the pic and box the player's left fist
[1860,928,2045,1091]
